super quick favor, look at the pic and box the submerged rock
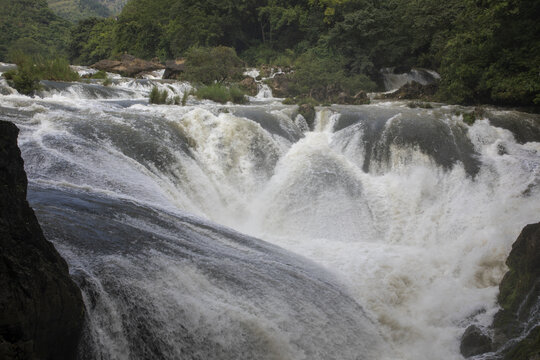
[92,54,164,78]
[0,121,84,359]
[460,221,540,359]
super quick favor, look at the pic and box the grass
[149,86,168,104]
[149,86,182,105]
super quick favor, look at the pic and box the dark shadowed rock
[298,104,316,130]
[0,121,84,360]
[460,221,540,359]
[92,54,165,77]
[460,325,493,357]
[163,59,186,80]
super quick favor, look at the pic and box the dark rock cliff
[461,221,540,359]
[0,121,84,359]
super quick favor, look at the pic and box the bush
[229,86,247,104]
[88,70,108,79]
[195,84,231,104]
[182,46,244,85]
[195,84,246,104]
[3,53,80,95]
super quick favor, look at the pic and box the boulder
[460,221,540,359]
[379,81,438,101]
[239,77,258,96]
[298,103,316,130]
[268,73,291,98]
[460,325,493,357]
[0,121,84,360]
[163,59,186,80]
[92,54,164,78]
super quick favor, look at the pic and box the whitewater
[1,67,539,360]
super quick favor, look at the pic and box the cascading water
[1,74,539,360]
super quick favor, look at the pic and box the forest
[1,0,539,107]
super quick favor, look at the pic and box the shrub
[3,52,79,95]
[195,84,231,104]
[181,91,189,106]
[149,86,168,104]
[229,86,247,104]
[88,70,108,79]
[195,84,246,104]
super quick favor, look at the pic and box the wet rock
[92,54,164,78]
[379,81,438,101]
[460,221,540,359]
[267,73,291,98]
[352,91,370,105]
[493,222,540,341]
[0,121,84,360]
[239,76,258,96]
[163,59,185,80]
[460,325,493,357]
[298,104,316,130]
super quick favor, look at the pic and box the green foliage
[437,0,540,106]
[0,0,72,62]
[88,70,108,79]
[63,0,538,107]
[182,47,244,85]
[288,47,376,101]
[181,91,189,106]
[148,86,183,105]
[69,18,116,65]
[3,53,79,95]
[229,86,248,104]
[195,84,246,104]
[47,0,114,21]
[149,86,168,104]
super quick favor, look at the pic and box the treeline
[0,0,71,61]
[2,0,539,107]
[68,0,540,107]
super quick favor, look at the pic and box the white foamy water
[1,79,539,359]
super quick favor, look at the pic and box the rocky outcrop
[92,54,164,77]
[460,221,540,359]
[239,77,258,96]
[335,91,370,105]
[378,81,438,101]
[267,73,291,98]
[0,121,84,359]
[163,59,185,80]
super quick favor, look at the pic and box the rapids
[1,72,539,360]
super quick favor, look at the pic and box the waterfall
[1,77,539,360]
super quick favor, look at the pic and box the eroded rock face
[378,81,438,101]
[460,325,493,357]
[0,121,84,360]
[92,54,164,77]
[163,59,186,80]
[460,221,540,359]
